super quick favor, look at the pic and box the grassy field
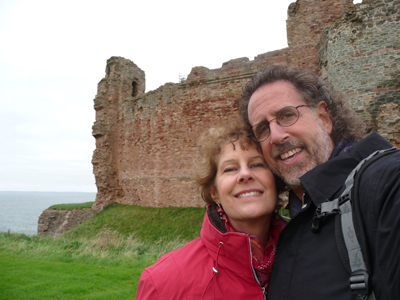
[0,204,206,300]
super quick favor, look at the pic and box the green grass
[0,204,205,299]
[49,202,95,209]
[0,253,138,299]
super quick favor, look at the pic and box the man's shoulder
[352,132,393,157]
[360,147,400,177]
[332,132,398,176]
[356,147,400,218]
[364,144,400,173]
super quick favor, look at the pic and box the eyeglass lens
[253,106,301,141]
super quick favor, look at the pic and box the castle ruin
[91,0,400,211]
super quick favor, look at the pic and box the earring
[217,203,224,220]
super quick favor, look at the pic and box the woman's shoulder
[137,237,212,298]
[143,236,207,276]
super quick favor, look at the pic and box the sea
[0,191,97,236]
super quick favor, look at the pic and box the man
[238,65,400,300]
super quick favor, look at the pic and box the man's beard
[266,123,333,190]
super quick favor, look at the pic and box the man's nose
[268,121,289,145]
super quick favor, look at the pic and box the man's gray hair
[238,65,366,145]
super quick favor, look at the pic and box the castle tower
[91,57,145,211]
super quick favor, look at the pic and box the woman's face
[212,141,277,229]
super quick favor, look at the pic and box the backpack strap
[311,147,399,300]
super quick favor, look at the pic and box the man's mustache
[270,139,305,159]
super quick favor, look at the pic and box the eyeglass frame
[248,104,312,142]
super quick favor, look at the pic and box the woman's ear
[211,188,219,203]
[316,101,333,135]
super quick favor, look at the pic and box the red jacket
[136,204,269,300]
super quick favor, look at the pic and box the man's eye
[280,112,296,120]
[256,124,269,135]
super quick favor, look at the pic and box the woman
[136,120,286,300]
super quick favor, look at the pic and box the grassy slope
[0,204,206,300]
[65,203,206,241]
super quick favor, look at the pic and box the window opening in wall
[132,81,138,97]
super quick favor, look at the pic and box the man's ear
[316,101,332,135]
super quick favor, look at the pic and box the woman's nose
[238,168,254,183]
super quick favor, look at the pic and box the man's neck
[293,188,306,201]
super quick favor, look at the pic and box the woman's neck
[230,215,272,247]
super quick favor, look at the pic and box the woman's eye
[223,167,235,173]
[251,163,265,168]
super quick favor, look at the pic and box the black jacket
[268,132,400,300]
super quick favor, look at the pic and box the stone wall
[90,0,399,210]
[287,0,353,73]
[319,0,400,144]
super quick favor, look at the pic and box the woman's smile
[235,189,263,198]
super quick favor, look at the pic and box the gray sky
[0,0,361,192]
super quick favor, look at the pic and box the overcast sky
[0,0,361,193]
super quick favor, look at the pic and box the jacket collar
[300,132,392,206]
[200,203,255,278]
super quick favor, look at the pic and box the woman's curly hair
[238,65,366,145]
[194,119,286,205]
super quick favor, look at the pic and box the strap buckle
[311,205,322,233]
[350,270,371,296]
[311,199,340,233]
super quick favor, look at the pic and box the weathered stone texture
[376,102,400,147]
[38,209,95,236]
[319,0,400,132]
[286,0,353,73]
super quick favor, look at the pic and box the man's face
[247,81,334,190]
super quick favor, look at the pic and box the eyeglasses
[249,105,311,142]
